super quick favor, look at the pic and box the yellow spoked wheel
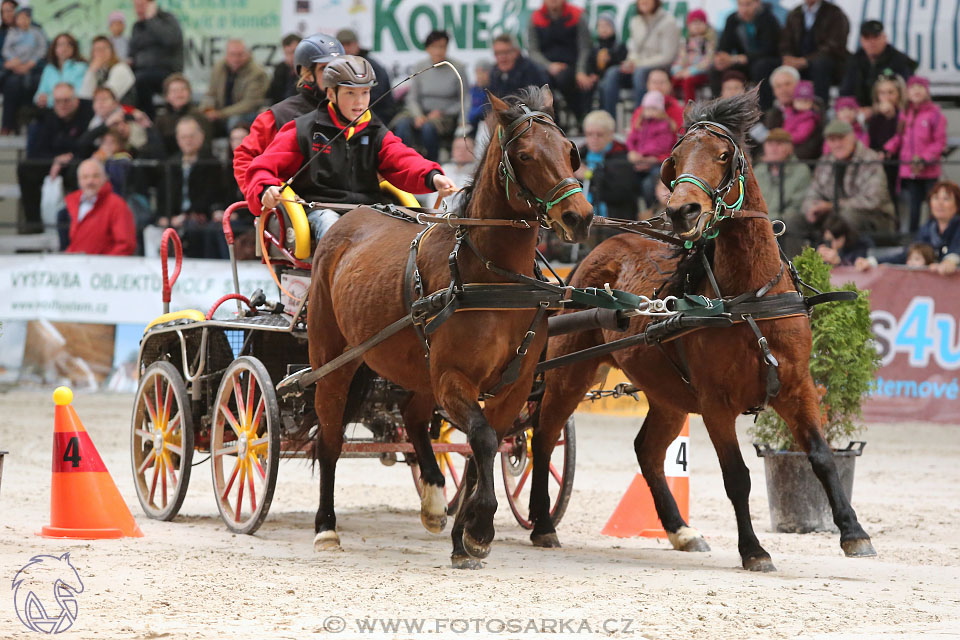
[131,361,194,520]
[411,420,470,515]
[210,356,280,535]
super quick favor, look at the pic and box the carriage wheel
[410,420,470,515]
[130,361,194,521]
[210,356,280,535]
[501,410,576,530]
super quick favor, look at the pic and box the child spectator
[645,68,684,131]
[905,242,936,268]
[92,127,133,196]
[817,213,873,266]
[782,80,820,148]
[883,75,947,232]
[824,96,868,154]
[867,73,905,201]
[34,33,87,108]
[626,90,676,206]
[588,13,626,93]
[467,61,491,135]
[720,70,747,98]
[79,36,135,104]
[671,9,715,104]
[1,7,46,134]
[108,11,129,61]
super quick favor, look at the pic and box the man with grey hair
[58,158,136,255]
[761,64,823,160]
[203,39,269,131]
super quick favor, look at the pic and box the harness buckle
[517,330,536,355]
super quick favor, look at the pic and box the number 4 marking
[675,441,688,472]
[63,436,82,468]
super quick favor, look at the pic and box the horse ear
[540,85,554,112]
[486,90,509,114]
[569,141,581,172]
[660,156,676,189]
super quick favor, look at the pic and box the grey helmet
[293,33,345,75]
[321,55,378,89]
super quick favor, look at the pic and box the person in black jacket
[780,0,850,105]
[268,33,301,104]
[711,0,782,110]
[578,109,637,220]
[839,20,916,108]
[336,28,398,125]
[130,0,184,118]
[488,33,550,99]
[586,13,626,88]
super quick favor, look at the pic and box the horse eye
[517,152,532,162]
[719,152,730,161]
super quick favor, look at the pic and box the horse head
[662,88,762,243]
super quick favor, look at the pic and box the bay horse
[530,90,876,571]
[303,86,592,568]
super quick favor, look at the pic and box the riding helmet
[294,33,345,75]
[322,56,378,89]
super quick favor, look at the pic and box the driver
[245,55,457,243]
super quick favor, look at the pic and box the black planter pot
[754,441,865,533]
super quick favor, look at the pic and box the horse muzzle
[667,202,708,242]
[552,208,593,243]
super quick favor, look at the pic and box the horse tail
[342,363,376,428]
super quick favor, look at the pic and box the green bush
[749,247,880,451]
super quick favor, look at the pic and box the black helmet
[294,33,345,75]
[322,56,377,89]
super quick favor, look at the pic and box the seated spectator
[337,28,398,125]
[526,0,593,123]
[626,90,676,206]
[91,127,134,196]
[587,13,626,97]
[599,0,679,117]
[488,33,549,99]
[0,0,17,54]
[226,123,250,204]
[224,122,256,259]
[78,35,134,104]
[802,119,896,238]
[1,7,46,134]
[762,65,823,160]
[154,73,211,155]
[817,214,873,266]
[578,110,637,219]
[59,158,135,255]
[467,60,492,134]
[884,76,947,232]
[720,70,747,98]
[867,72,906,201]
[827,97,868,153]
[202,39,269,132]
[712,0,781,110]
[840,20,916,109]
[17,83,93,233]
[34,33,87,108]
[269,33,301,104]
[108,11,129,61]
[77,87,148,158]
[782,80,820,147]
[392,30,467,161]
[754,128,812,256]
[780,0,849,105]
[905,242,937,268]
[671,9,715,105]
[130,0,184,118]
[857,180,960,274]
[645,68,683,130]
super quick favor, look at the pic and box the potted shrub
[750,247,879,533]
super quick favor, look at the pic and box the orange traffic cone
[40,387,143,539]
[602,418,689,538]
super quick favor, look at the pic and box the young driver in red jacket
[246,56,457,242]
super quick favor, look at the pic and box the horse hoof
[743,554,777,572]
[530,532,562,548]
[420,483,448,534]
[313,530,341,552]
[679,537,711,553]
[451,554,483,570]
[462,530,491,559]
[841,537,877,558]
[668,526,710,552]
[420,511,447,534]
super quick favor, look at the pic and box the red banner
[832,266,960,424]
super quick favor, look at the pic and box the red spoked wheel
[411,420,470,515]
[501,404,576,530]
[210,356,280,535]
[130,361,194,520]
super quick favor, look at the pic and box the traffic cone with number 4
[40,387,143,539]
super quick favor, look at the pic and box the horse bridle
[496,104,583,227]
[668,120,748,244]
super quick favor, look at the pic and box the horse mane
[456,86,556,218]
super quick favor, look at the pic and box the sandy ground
[0,390,958,639]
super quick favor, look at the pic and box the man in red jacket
[62,158,136,255]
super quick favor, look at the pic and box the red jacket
[631,95,684,135]
[64,182,136,256]
[233,109,278,195]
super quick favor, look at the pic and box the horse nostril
[679,202,702,219]
[561,210,581,230]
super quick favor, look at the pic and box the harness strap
[485,301,550,397]
[743,314,782,411]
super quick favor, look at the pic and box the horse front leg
[403,392,448,534]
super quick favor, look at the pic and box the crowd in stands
[2,0,956,273]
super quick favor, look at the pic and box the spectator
[154,73,211,155]
[645,68,683,130]
[578,110,636,219]
[754,128,811,256]
[269,33,301,104]
[0,0,17,54]
[856,181,960,274]
[712,0,781,110]
[419,135,477,209]
[34,33,87,108]
[226,123,250,204]
[905,242,937,268]
[78,35,135,104]
[467,60,492,134]
[224,122,256,259]
[817,214,873,265]
[526,0,593,123]
[91,127,134,196]
[720,69,747,98]
[867,72,905,201]
[587,13,626,96]
[17,83,92,233]
[1,7,45,133]
[336,28,398,125]
[780,0,849,105]
[391,30,467,162]
[803,119,896,237]
[884,76,947,233]
[840,20,916,109]
[107,11,129,61]
[202,39,269,132]
[823,96,867,156]
[671,9,715,105]
[762,65,823,160]
[60,158,136,255]
[130,0,184,118]
[599,0,679,117]
[77,87,147,158]
[782,80,820,147]
[488,33,549,100]
[626,90,676,206]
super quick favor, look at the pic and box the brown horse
[530,90,876,571]
[304,86,592,568]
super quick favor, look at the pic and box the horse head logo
[12,553,84,634]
